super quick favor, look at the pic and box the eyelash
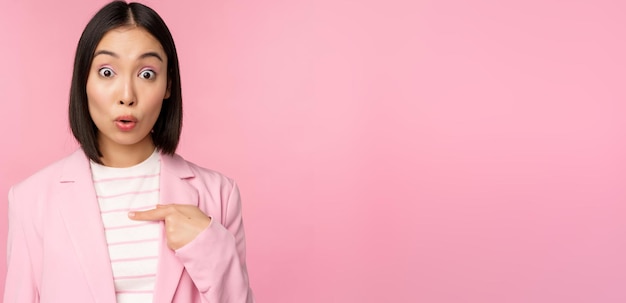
[98,67,115,78]
[139,69,156,80]
[97,67,157,80]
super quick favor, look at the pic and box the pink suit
[5,150,254,303]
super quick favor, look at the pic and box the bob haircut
[69,1,182,164]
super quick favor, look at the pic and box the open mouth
[116,115,137,123]
[115,116,137,131]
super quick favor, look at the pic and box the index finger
[129,207,169,221]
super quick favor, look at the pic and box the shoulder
[8,150,87,220]
[188,159,235,185]
[161,153,242,216]
[11,150,85,195]
[161,152,237,189]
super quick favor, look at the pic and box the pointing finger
[129,207,169,221]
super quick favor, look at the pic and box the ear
[164,79,172,99]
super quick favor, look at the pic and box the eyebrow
[93,50,164,62]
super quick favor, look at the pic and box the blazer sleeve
[4,187,40,303]
[174,181,254,303]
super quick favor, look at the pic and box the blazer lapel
[153,153,198,303]
[56,150,117,303]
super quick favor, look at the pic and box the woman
[4,1,254,302]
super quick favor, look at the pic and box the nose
[118,77,136,106]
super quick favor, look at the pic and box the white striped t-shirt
[90,150,161,303]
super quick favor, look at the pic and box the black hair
[69,0,182,163]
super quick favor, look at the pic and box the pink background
[1,0,625,302]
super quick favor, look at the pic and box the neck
[98,137,156,168]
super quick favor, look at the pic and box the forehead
[95,26,166,59]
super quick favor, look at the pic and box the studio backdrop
[1,0,625,302]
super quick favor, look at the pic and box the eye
[139,69,156,80]
[98,67,115,78]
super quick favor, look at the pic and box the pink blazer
[5,150,254,303]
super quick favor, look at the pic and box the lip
[114,115,138,131]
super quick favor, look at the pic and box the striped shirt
[90,150,161,303]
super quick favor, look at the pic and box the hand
[129,204,212,250]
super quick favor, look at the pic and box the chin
[105,134,152,148]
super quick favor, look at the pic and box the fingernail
[128,212,135,218]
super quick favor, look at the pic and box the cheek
[85,90,101,116]
[147,100,164,120]
[86,79,109,121]
[86,78,101,106]
[143,85,167,115]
